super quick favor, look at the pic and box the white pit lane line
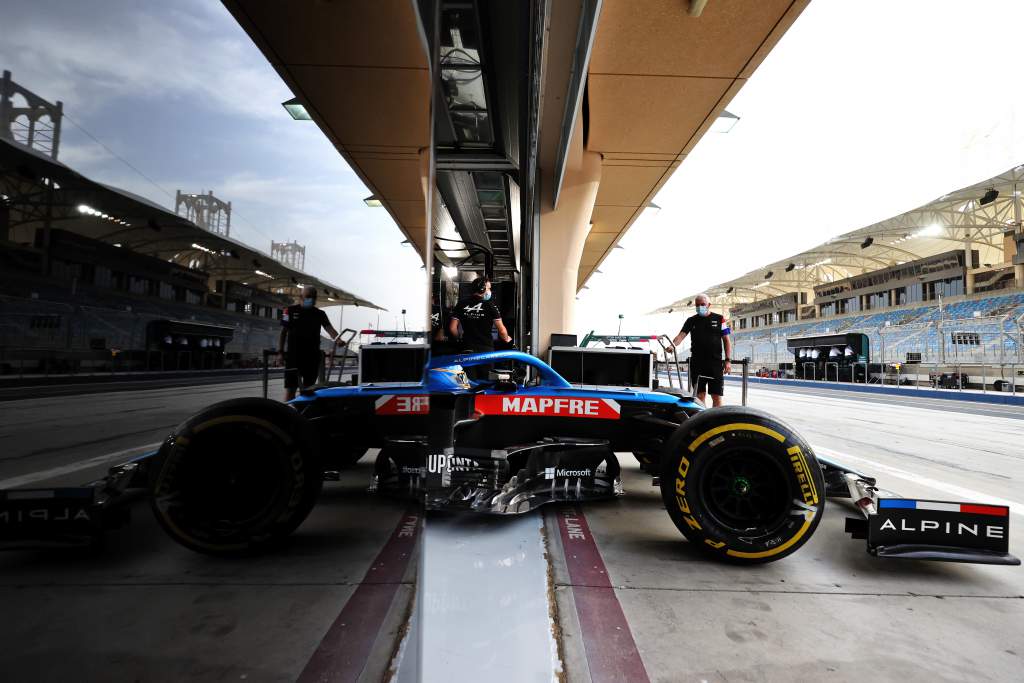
[0,442,161,489]
[814,446,1024,518]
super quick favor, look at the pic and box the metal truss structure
[0,136,382,310]
[654,165,1024,313]
[271,240,306,271]
[0,71,62,160]
[175,190,231,237]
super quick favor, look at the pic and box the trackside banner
[474,395,621,419]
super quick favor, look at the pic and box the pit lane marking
[0,442,162,489]
[814,446,1024,518]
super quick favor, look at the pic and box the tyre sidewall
[150,398,323,555]
[660,406,825,564]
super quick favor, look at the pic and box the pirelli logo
[474,395,621,419]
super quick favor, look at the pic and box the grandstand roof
[0,136,384,310]
[652,164,1024,313]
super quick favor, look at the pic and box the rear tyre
[149,398,323,555]
[659,405,825,564]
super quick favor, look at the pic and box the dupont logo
[545,467,592,479]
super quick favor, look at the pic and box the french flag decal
[879,499,1009,517]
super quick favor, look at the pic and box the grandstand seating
[731,292,1024,365]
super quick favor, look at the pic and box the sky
[4,1,1024,339]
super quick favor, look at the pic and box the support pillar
[537,151,601,356]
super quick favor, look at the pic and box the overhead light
[327,297,336,302]
[979,188,999,206]
[725,287,734,294]
[709,110,740,133]
[400,239,411,246]
[77,204,95,214]
[915,223,942,238]
[861,237,874,249]
[364,195,383,207]
[255,270,274,278]
[764,271,773,279]
[647,202,661,210]
[442,265,458,279]
[191,242,214,254]
[282,97,312,120]
[113,243,122,248]
[784,263,795,272]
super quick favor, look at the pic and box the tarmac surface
[1,378,1022,681]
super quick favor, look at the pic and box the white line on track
[814,445,1024,518]
[0,442,161,489]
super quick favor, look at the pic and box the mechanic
[671,293,732,407]
[278,285,340,401]
[448,276,511,377]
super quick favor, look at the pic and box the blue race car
[1,349,1016,566]
[143,350,1016,565]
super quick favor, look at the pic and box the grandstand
[655,166,1024,387]
[0,72,382,377]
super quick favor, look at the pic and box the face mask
[483,291,492,301]
[302,298,314,308]
[696,305,709,316]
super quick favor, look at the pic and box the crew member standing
[448,277,511,376]
[278,285,339,401]
[671,293,732,407]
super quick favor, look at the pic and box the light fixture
[442,265,458,279]
[861,236,874,249]
[191,242,214,254]
[709,110,740,133]
[979,188,999,206]
[647,202,661,210]
[77,204,95,214]
[725,287,733,294]
[764,271,773,279]
[364,195,383,207]
[255,269,274,278]
[282,97,312,120]
[785,263,795,272]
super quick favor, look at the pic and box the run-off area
[1,383,1023,682]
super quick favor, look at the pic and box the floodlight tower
[271,240,306,271]
[175,190,232,236]
[0,70,63,159]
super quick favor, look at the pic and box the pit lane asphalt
[0,378,281,487]
[560,384,1024,682]
[2,379,1023,681]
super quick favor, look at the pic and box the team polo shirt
[281,304,330,356]
[451,297,501,348]
[681,312,731,360]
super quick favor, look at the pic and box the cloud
[0,0,290,121]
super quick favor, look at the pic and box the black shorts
[690,359,724,396]
[284,353,320,389]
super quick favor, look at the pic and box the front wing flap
[866,498,1019,566]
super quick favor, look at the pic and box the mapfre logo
[374,394,430,415]
[474,395,620,419]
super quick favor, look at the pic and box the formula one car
[0,349,1017,566]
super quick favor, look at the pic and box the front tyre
[149,398,323,555]
[659,406,824,564]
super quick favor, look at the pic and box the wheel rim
[699,447,791,532]
[168,424,290,535]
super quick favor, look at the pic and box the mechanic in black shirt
[278,286,340,401]
[448,277,511,377]
[671,293,733,407]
